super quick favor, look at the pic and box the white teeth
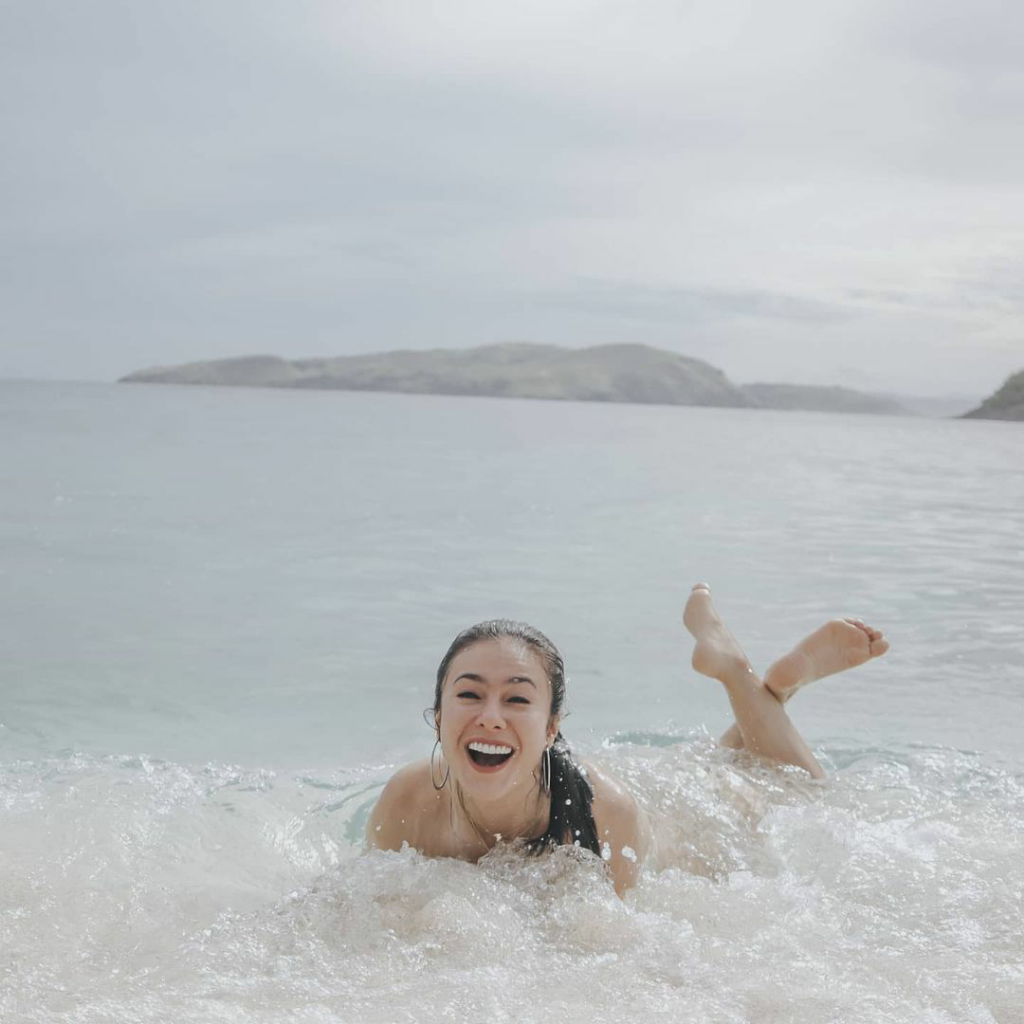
[468,742,513,755]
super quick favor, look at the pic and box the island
[121,342,914,416]
[741,383,907,416]
[961,370,1024,421]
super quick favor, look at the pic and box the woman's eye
[456,691,481,700]
[507,696,530,705]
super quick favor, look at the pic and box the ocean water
[2,379,1023,1023]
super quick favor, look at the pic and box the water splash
[2,738,1022,1023]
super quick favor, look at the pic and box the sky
[3,0,1024,396]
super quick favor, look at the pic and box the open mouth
[467,742,514,769]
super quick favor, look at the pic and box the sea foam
[2,737,1021,1023]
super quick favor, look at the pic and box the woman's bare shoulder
[580,758,651,895]
[364,759,445,852]
[581,759,641,821]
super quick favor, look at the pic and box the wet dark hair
[432,619,600,857]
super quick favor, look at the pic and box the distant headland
[119,342,989,418]
[961,370,1024,421]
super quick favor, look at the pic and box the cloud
[537,280,856,327]
[1,0,1023,392]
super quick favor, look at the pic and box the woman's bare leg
[683,584,824,778]
[718,616,889,750]
[717,613,890,750]
[719,723,745,749]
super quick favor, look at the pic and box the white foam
[2,740,1022,1023]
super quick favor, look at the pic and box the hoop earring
[541,745,551,794]
[431,737,450,790]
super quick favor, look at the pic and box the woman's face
[436,637,557,803]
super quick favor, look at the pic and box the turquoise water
[2,380,1023,1022]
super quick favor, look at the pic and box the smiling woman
[365,584,890,896]
[432,619,602,859]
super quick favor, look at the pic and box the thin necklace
[452,785,494,852]
[454,785,547,852]
[463,806,491,851]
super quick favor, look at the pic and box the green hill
[962,370,1024,421]
[742,383,909,415]
[122,342,934,416]
[121,342,753,408]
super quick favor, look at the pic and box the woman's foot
[683,583,754,684]
[763,619,890,702]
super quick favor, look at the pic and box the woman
[366,583,889,895]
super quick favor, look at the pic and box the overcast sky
[4,0,1024,396]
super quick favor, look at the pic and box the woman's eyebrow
[451,672,537,689]
[452,672,485,685]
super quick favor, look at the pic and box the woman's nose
[475,699,506,728]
